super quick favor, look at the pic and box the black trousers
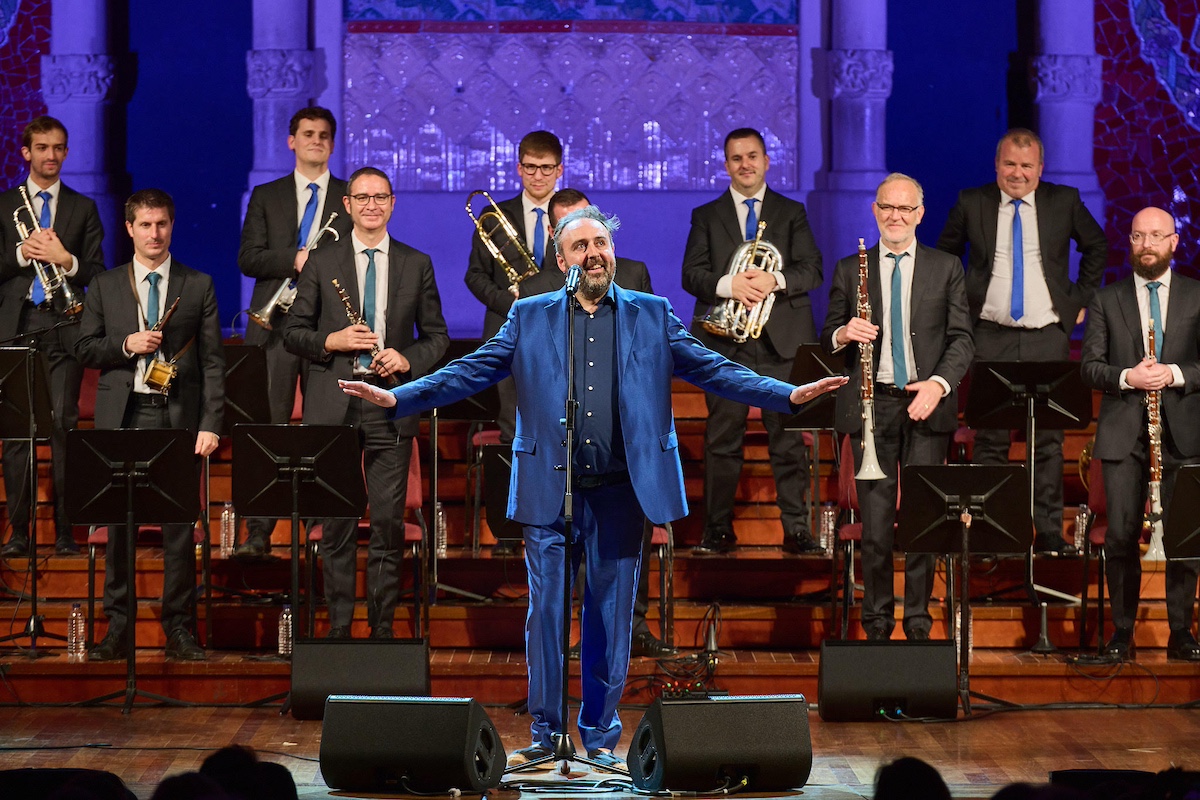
[971,321,1069,539]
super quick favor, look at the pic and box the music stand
[482,444,525,542]
[898,464,1031,715]
[221,345,272,431]
[66,428,198,713]
[0,346,62,655]
[783,344,838,537]
[964,361,1092,628]
[232,424,367,642]
[1164,466,1200,560]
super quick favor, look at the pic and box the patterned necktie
[30,191,52,305]
[744,198,757,241]
[533,207,545,265]
[360,249,378,371]
[1147,280,1163,362]
[145,272,161,369]
[888,252,909,386]
[298,183,319,248]
[1010,198,1024,322]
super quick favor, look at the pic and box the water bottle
[435,501,448,559]
[278,604,293,657]
[1074,504,1089,552]
[220,502,236,558]
[67,603,87,663]
[819,502,838,555]
[955,602,973,665]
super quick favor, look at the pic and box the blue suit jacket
[390,285,798,526]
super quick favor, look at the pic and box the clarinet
[331,278,398,387]
[855,238,885,480]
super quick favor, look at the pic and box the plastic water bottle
[67,603,87,663]
[220,502,236,558]
[1074,504,1089,552]
[955,603,973,665]
[819,502,838,555]
[278,604,293,657]
[435,502,448,559]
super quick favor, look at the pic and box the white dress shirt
[15,178,81,296]
[980,190,1057,328]
[1120,270,1184,389]
[295,170,332,249]
[127,256,173,395]
[351,232,390,376]
[717,184,786,298]
[521,192,552,262]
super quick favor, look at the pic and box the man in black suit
[823,173,974,641]
[1080,206,1200,662]
[235,106,351,558]
[76,189,225,661]
[465,130,561,444]
[937,128,1107,555]
[284,167,448,638]
[682,127,823,555]
[0,116,106,558]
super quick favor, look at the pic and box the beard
[578,255,616,301]
[1130,247,1172,280]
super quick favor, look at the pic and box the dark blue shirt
[572,286,626,476]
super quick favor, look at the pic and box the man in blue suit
[342,206,844,771]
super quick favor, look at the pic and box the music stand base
[83,685,193,715]
[0,612,68,657]
[504,732,631,778]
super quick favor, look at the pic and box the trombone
[466,190,540,295]
[248,211,341,330]
[13,186,83,318]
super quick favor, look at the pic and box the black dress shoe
[233,532,272,559]
[55,537,81,556]
[1103,628,1135,661]
[371,625,394,639]
[782,529,823,555]
[631,631,678,658]
[1,536,29,558]
[492,540,520,557]
[568,640,580,660]
[165,630,206,661]
[865,624,891,642]
[89,633,128,661]
[906,628,931,641]
[1034,532,1079,557]
[693,531,736,555]
[1167,630,1200,662]
[326,626,351,639]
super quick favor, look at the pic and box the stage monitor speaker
[817,640,957,721]
[289,638,429,720]
[628,695,812,792]
[320,696,505,793]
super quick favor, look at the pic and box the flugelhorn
[249,211,341,330]
[466,190,539,296]
[13,186,83,318]
[331,278,397,387]
[855,238,885,481]
[701,220,782,343]
[1144,321,1166,561]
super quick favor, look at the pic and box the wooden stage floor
[0,704,1197,799]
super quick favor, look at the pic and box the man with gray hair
[822,173,974,641]
[343,204,845,770]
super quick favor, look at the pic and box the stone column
[1030,0,1104,223]
[807,0,892,281]
[43,0,124,266]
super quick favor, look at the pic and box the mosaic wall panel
[0,0,49,188]
[346,0,798,25]
[1095,0,1199,279]
[343,28,800,191]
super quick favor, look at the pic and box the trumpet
[13,186,83,318]
[701,220,781,343]
[143,297,182,395]
[1144,321,1166,561]
[249,211,341,330]
[331,278,397,387]
[466,190,539,295]
[855,238,885,481]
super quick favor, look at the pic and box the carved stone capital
[41,54,116,103]
[1029,54,1103,104]
[827,49,893,100]
[246,49,315,100]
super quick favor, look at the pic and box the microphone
[564,262,583,293]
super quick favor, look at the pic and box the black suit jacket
[75,259,226,433]
[464,192,554,339]
[821,242,975,435]
[681,186,822,358]
[0,181,106,341]
[520,256,654,297]
[936,180,1107,333]
[238,174,351,345]
[283,235,449,435]
[1081,274,1200,460]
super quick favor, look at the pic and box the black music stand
[221,345,272,431]
[0,346,62,656]
[67,428,198,713]
[898,464,1030,715]
[964,361,1092,638]
[482,444,525,542]
[783,344,838,537]
[232,424,366,642]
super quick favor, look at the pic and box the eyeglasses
[875,203,920,216]
[1129,231,1174,245]
[519,163,561,177]
[350,193,393,206]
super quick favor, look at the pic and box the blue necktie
[532,207,545,266]
[744,198,757,241]
[1147,281,1163,362]
[360,249,378,371]
[30,191,51,305]
[889,252,909,386]
[145,272,161,369]
[1010,198,1024,322]
[298,183,319,248]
